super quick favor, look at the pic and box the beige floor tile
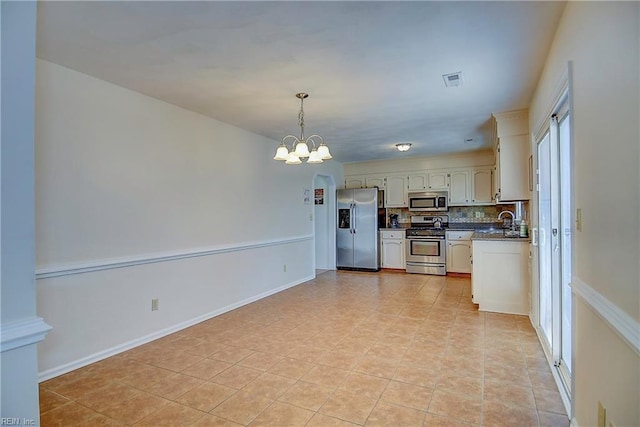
[380,380,433,411]
[211,365,263,389]
[210,390,273,425]
[483,379,536,408]
[529,368,559,391]
[365,401,426,426]
[133,402,206,426]
[39,387,70,414]
[338,372,389,400]
[242,372,296,400]
[238,351,284,371]
[533,387,567,415]
[191,414,244,426]
[142,372,205,400]
[75,381,140,412]
[100,391,169,424]
[262,356,313,379]
[482,400,539,427]
[210,345,255,364]
[176,381,236,412]
[319,389,378,425]
[120,364,176,390]
[181,358,233,380]
[152,352,205,373]
[427,389,482,425]
[36,272,567,427]
[435,374,483,400]
[354,355,399,379]
[319,349,363,370]
[306,413,360,426]
[278,380,334,411]
[40,402,101,426]
[538,410,570,427]
[248,401,315,426]
[423,413,479,426]
[394,365,440,389]
[301,364,350,389]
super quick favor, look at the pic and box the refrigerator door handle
[352,203,357,233]
[349,203,354,234]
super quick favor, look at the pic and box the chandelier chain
[298,97,305,140]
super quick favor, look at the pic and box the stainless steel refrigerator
[336,188,380,271]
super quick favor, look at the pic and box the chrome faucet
[498,210,516,230]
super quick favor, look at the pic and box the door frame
[312,173,337,272]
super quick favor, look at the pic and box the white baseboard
[38,274,313,381]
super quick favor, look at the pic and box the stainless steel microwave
[408,191,448,212]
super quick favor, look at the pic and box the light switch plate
[576,208,582,232]
[598,401,606,427]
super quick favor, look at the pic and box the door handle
[351,203,358,234]
[531,227,538,246]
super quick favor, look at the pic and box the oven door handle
[406,236,446,241]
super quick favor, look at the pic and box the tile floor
[39,271,570,426]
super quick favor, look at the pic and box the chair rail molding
[36,235,313,280]
[572,276,640,356]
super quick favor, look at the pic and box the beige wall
[529,2,639,426]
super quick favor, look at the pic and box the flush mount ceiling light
[443,71,463,87]
[396,143,412,152]
[273,93,332,165]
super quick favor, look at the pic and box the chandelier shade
[274,93,332,164]
[396,143,412,152]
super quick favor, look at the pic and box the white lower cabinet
[471,240,529,315]
[446,231,473,273]
[380,230,405,269]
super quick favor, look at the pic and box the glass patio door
[535,96,572,396]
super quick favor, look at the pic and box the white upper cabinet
[365,175,386,191]
[471,168,493,204]
[448,168,493,206]
[385,174,408,207]
[449,170,470,205]
[345,177,365,189]
[492,110,530,202]
[407,173,428,191]
[427,172,449,190]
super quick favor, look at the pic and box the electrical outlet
[309,213,313,221]
[151,298,159,311]
[283,264,287,272]
[598,401,606,427]
[475,211,484,218]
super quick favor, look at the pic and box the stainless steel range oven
[405,215,448,275]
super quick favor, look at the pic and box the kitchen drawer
[380,230,405,239]
[446,230,474,241]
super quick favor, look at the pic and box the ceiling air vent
[443,72,463,87]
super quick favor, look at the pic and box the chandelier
[273,93,332,164]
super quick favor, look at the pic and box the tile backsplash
[387,202,529,225]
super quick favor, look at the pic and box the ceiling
[36,1,566,164]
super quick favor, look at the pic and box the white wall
[35,60,343,377]
[529,3,639,426]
